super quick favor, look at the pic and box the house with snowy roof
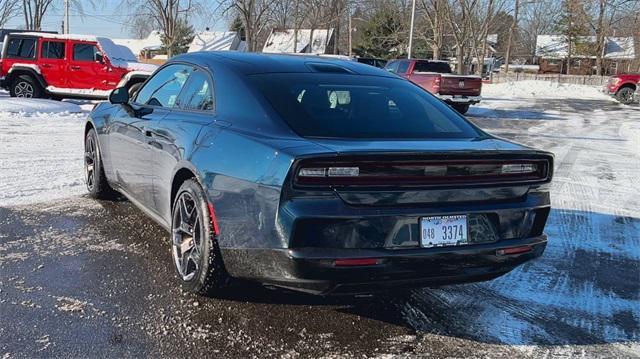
[187,31,247,53]
[535,35,636,75]
[262,28,335,54]
[112,31,163,60]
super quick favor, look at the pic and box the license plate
[420,215,468,248]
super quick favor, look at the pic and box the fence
[489,72,609,86]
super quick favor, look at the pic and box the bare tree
[127,0,200,57]
[520,0,561,59]
[22,0,53,30]
[443,0,479,74]
[587,0,640,75]
[0,0,19,28]
[222,0,277,52]
[419,0,446,59]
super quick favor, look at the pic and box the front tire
[84,128,117,199]
[615,87,635,104]
[9,75,43,98]
[452,104,470,114]
[171,179,229,296]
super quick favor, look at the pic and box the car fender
[6,64,47,88]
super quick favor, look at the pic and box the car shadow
[214,208,640,347]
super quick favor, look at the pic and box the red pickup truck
[385,59,482,114]
[604,73,640,104]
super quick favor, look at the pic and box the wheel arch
[617,82,637,92]
[6,67,47,89]
[170,164,219,234]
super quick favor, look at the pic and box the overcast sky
[3,1,226,39]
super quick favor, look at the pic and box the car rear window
[251,73,481,139]
[6,38,36,59]
[414,61,452,73]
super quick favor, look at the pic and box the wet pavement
[1,97,639,358]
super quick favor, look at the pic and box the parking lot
[0,82,639,358]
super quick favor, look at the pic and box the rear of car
[385,59,482,114]
[238,72,551,295]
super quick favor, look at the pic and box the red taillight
[334,258,379,266]
[434,76,441,92]
[496,246,532,256]
[295,159,550,187]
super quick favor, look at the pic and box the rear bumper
[438,95,482,104]
[221,235,547,295]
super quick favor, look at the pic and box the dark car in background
[84,52,553,296]
[354,57,387,68]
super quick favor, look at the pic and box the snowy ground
[0,94,93,206]
[0,81,639,358]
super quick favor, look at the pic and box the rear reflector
[334,258,379,266]
[501,163,537,174]
[496,246,532,256]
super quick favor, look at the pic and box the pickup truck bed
[385,59,482,114]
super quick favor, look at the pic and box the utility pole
[504,0,519,74]
[348,9,352,56]
[407,0,416,59]
[64,0,70,34]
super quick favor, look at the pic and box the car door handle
[41,64,52,68]
[70,65,81,70]
[145,130,153,137]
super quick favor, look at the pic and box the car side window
[177,69,214,112]
[73,43,101,61]
[397,61,410,74]
[135,64,192,108]
[42,41,65,59]
[385,61,399,73]
[6,38,36,59]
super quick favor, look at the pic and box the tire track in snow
[400,93,640,356]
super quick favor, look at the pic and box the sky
[4,1,227,39]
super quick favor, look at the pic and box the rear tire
[615,86,635,104]
[84,128,117,199]
[9,75,43,98]
[171,179,230,296]
[452,104,470,115]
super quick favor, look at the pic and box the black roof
[169,51,396,78]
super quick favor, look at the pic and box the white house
[187,31,246,53]
[112,31,163,58]
[262,29,334,54]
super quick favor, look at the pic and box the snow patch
[483,80,611,100]
[0,98,82,114]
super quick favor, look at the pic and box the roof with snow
[112,31,163,56]
[187,31,246,53]
[536,35,635,59]
[262,29,334,54]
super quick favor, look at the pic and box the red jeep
[385,59,482,114]
[0,32,157,99]
[604,73,640,104]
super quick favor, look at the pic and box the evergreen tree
[555,0,590,74]
[229,15,246,41]
[162,18,195,57]
[353,10,405,59]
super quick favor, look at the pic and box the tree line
[2,0,639,75]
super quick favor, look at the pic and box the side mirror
[95,51,104,64]
[109,87,129,104]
